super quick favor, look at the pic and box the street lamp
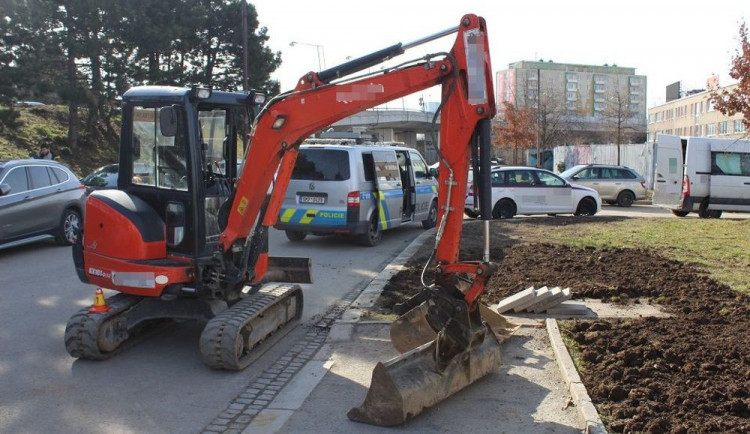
[289,41,326,70]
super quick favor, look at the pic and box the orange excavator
[66,13,513,426]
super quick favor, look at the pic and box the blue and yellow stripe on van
[416,185,438,195]
[278,207,347,225]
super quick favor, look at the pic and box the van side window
[712,152,750,176]
[362,153,375,181]
[409,152,428,178]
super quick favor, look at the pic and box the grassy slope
[0,105,118,177]
[512,218,750,292]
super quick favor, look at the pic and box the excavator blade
[390,302,517,354]
[347,324,504,427]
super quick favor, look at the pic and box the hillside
[0,105,120,177]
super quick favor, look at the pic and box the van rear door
[371,150,403,229]
[653,134,684,208]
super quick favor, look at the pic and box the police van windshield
[292,149,350,181]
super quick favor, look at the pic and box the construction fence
[522,143,656,188]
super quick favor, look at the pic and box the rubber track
[64,294,142,361]
[199,284,303,370]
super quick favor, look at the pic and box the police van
[275,143,438,246]
[653,134,750,218]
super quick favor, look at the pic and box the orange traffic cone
[88,288,110,313]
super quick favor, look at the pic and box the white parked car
[465,166,601,218]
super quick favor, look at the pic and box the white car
[465,166,601,218]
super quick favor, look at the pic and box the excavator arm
[218,14,510,426]
[223,15,496,301]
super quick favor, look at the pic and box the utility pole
[535,67,540,168]
[241,0,248,91]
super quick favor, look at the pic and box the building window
[566,82,577,91]
[566,72,578,82]
[594,74,606,84]
[707,99,715,112]
[719,121,729,135]
[594,84,606,92]
[594,102,605,111]
[567,91,577,101]
[707,124,716,137]
[735,120,747,133]
[629,77,640,86]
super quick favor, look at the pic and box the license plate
[300,195,325,204]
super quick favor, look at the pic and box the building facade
[647,83,747,142]
[496,61,647,145]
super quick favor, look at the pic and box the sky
[252,0,749,110]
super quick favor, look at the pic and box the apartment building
[647,83,747,142]
[496,60,647,144]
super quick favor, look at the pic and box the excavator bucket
[264,256,312,284]
[348,303,517,426]
[390,302,517,354]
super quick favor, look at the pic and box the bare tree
[509,71,578,165]
[600,81,643,164]
[493,102,535,164]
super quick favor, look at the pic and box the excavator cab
[117,87,254,260]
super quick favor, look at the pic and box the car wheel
[422,200,437,229]
[671,210,689,217]
[55,208,81,246]
[285,230,307,242]
[698,199,722,219]
[492,199,516,219]
[616,191,635,207]
[464,209,479,219]
[358,214,382,247]
[574,198,597,216]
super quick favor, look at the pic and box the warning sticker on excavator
[237,196,249,215]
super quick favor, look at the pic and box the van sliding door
[371,151,403,229]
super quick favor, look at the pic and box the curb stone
[546,319,608,434]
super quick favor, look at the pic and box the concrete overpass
[327,108,441,163]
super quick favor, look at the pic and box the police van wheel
[285,231,307,242]
[422,200,437,229]
[358,215,382,247]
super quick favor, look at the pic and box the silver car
[559,164,647,207]
[0,159,86,249]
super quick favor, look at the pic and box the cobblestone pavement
[201,290,360,434]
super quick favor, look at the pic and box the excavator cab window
[131,105,189,190]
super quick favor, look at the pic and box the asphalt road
[2,204,747,433]
[0,225,426,434]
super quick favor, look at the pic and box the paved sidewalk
[241,231,588,433]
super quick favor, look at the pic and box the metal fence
[551,143,656,187]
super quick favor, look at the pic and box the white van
[653,134,750,218]
[275,144,438,246]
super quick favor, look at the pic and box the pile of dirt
[376,218,750,433]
